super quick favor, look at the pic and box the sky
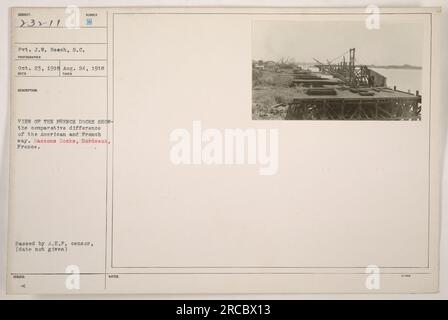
[252,20,423,66]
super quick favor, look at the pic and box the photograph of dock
[252,20,423,120]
